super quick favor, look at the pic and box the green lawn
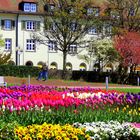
[109,88,140,93]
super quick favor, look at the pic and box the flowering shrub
[14,123,90,140]
[14,121,140,140]
[73,121,140,140]
[0,85,139,124]
[0,85,139,139]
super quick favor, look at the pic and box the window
[87,8,99,16]
[5,39,11,50]
[26,61,33,66]
[50,62,57,69]
[49,22,57,31]
[30,3,37,12]
[68,44,77,54]
[26,39,35,51]
[70,23,77,31]
[5,20,11,30]
[66,63,72,70]
[110,11,120,19]
[22,21,40,31]
[105,25,112,34]
[24,3,30,12]
[44,4,55,12]
[1,20,15,30]
[24,3,37,12]
[94,8,99,16]
[79,63,86,71]
[129,7,135,16]
[50,5,55,10]
[48,41,57,52]
[26,21,35,30]
[87,8,93,15]
[88,27,97,34]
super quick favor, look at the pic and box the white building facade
[0,0,114,71]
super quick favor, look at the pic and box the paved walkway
[5,76,140,89]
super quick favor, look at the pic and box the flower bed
[0,85,139,139]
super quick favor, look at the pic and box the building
[0,0,115,71]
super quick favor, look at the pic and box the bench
[0,76,7,87]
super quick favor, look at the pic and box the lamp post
[16,47,23,65]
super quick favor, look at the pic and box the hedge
[0,65,139,85]
[0,65,39,77]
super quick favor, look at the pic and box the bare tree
[36,0,103,78]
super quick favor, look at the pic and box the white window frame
[4,20,11,30]
[88,27,97,34]
[26,21,35,30]
[24,3,30,12]
[48,41,57,52]
[24,3,37,12]
[5,39,11,50]
[30,3,37,12]
[26,39,35,51]
[68,44,77,54]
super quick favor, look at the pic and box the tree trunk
[98,55,101,72]
[129,64,134,84]
[62,51,67,79]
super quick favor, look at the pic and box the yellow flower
[61,132,67,137]
[116,107,119,112]
[22,134,32,140]
[64,138,70,140]
[123,107,126,112]
[55,136,62,140]
[128,110,132,114]
[37,133,43,140]
[71,135,78,140]
[85,134,91,139]
[126,105,129,108]
[14,123,88,140]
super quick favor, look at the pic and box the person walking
[36,65,43,80]
[42,63,48,81]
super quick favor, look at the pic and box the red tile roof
[0,0,37,12]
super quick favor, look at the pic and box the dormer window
[24,3,30,12]
[87,7,99,16]
[44,4,55,12]
[50,5,55,10]
[129,7,135,16]
[24,3,37,12]
[31,4,37,12]
[87,8,93,15]
[110,10,120,19]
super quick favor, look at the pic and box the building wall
[0,13,91,70]
[0,14,16,61]
[0,13,115,71]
